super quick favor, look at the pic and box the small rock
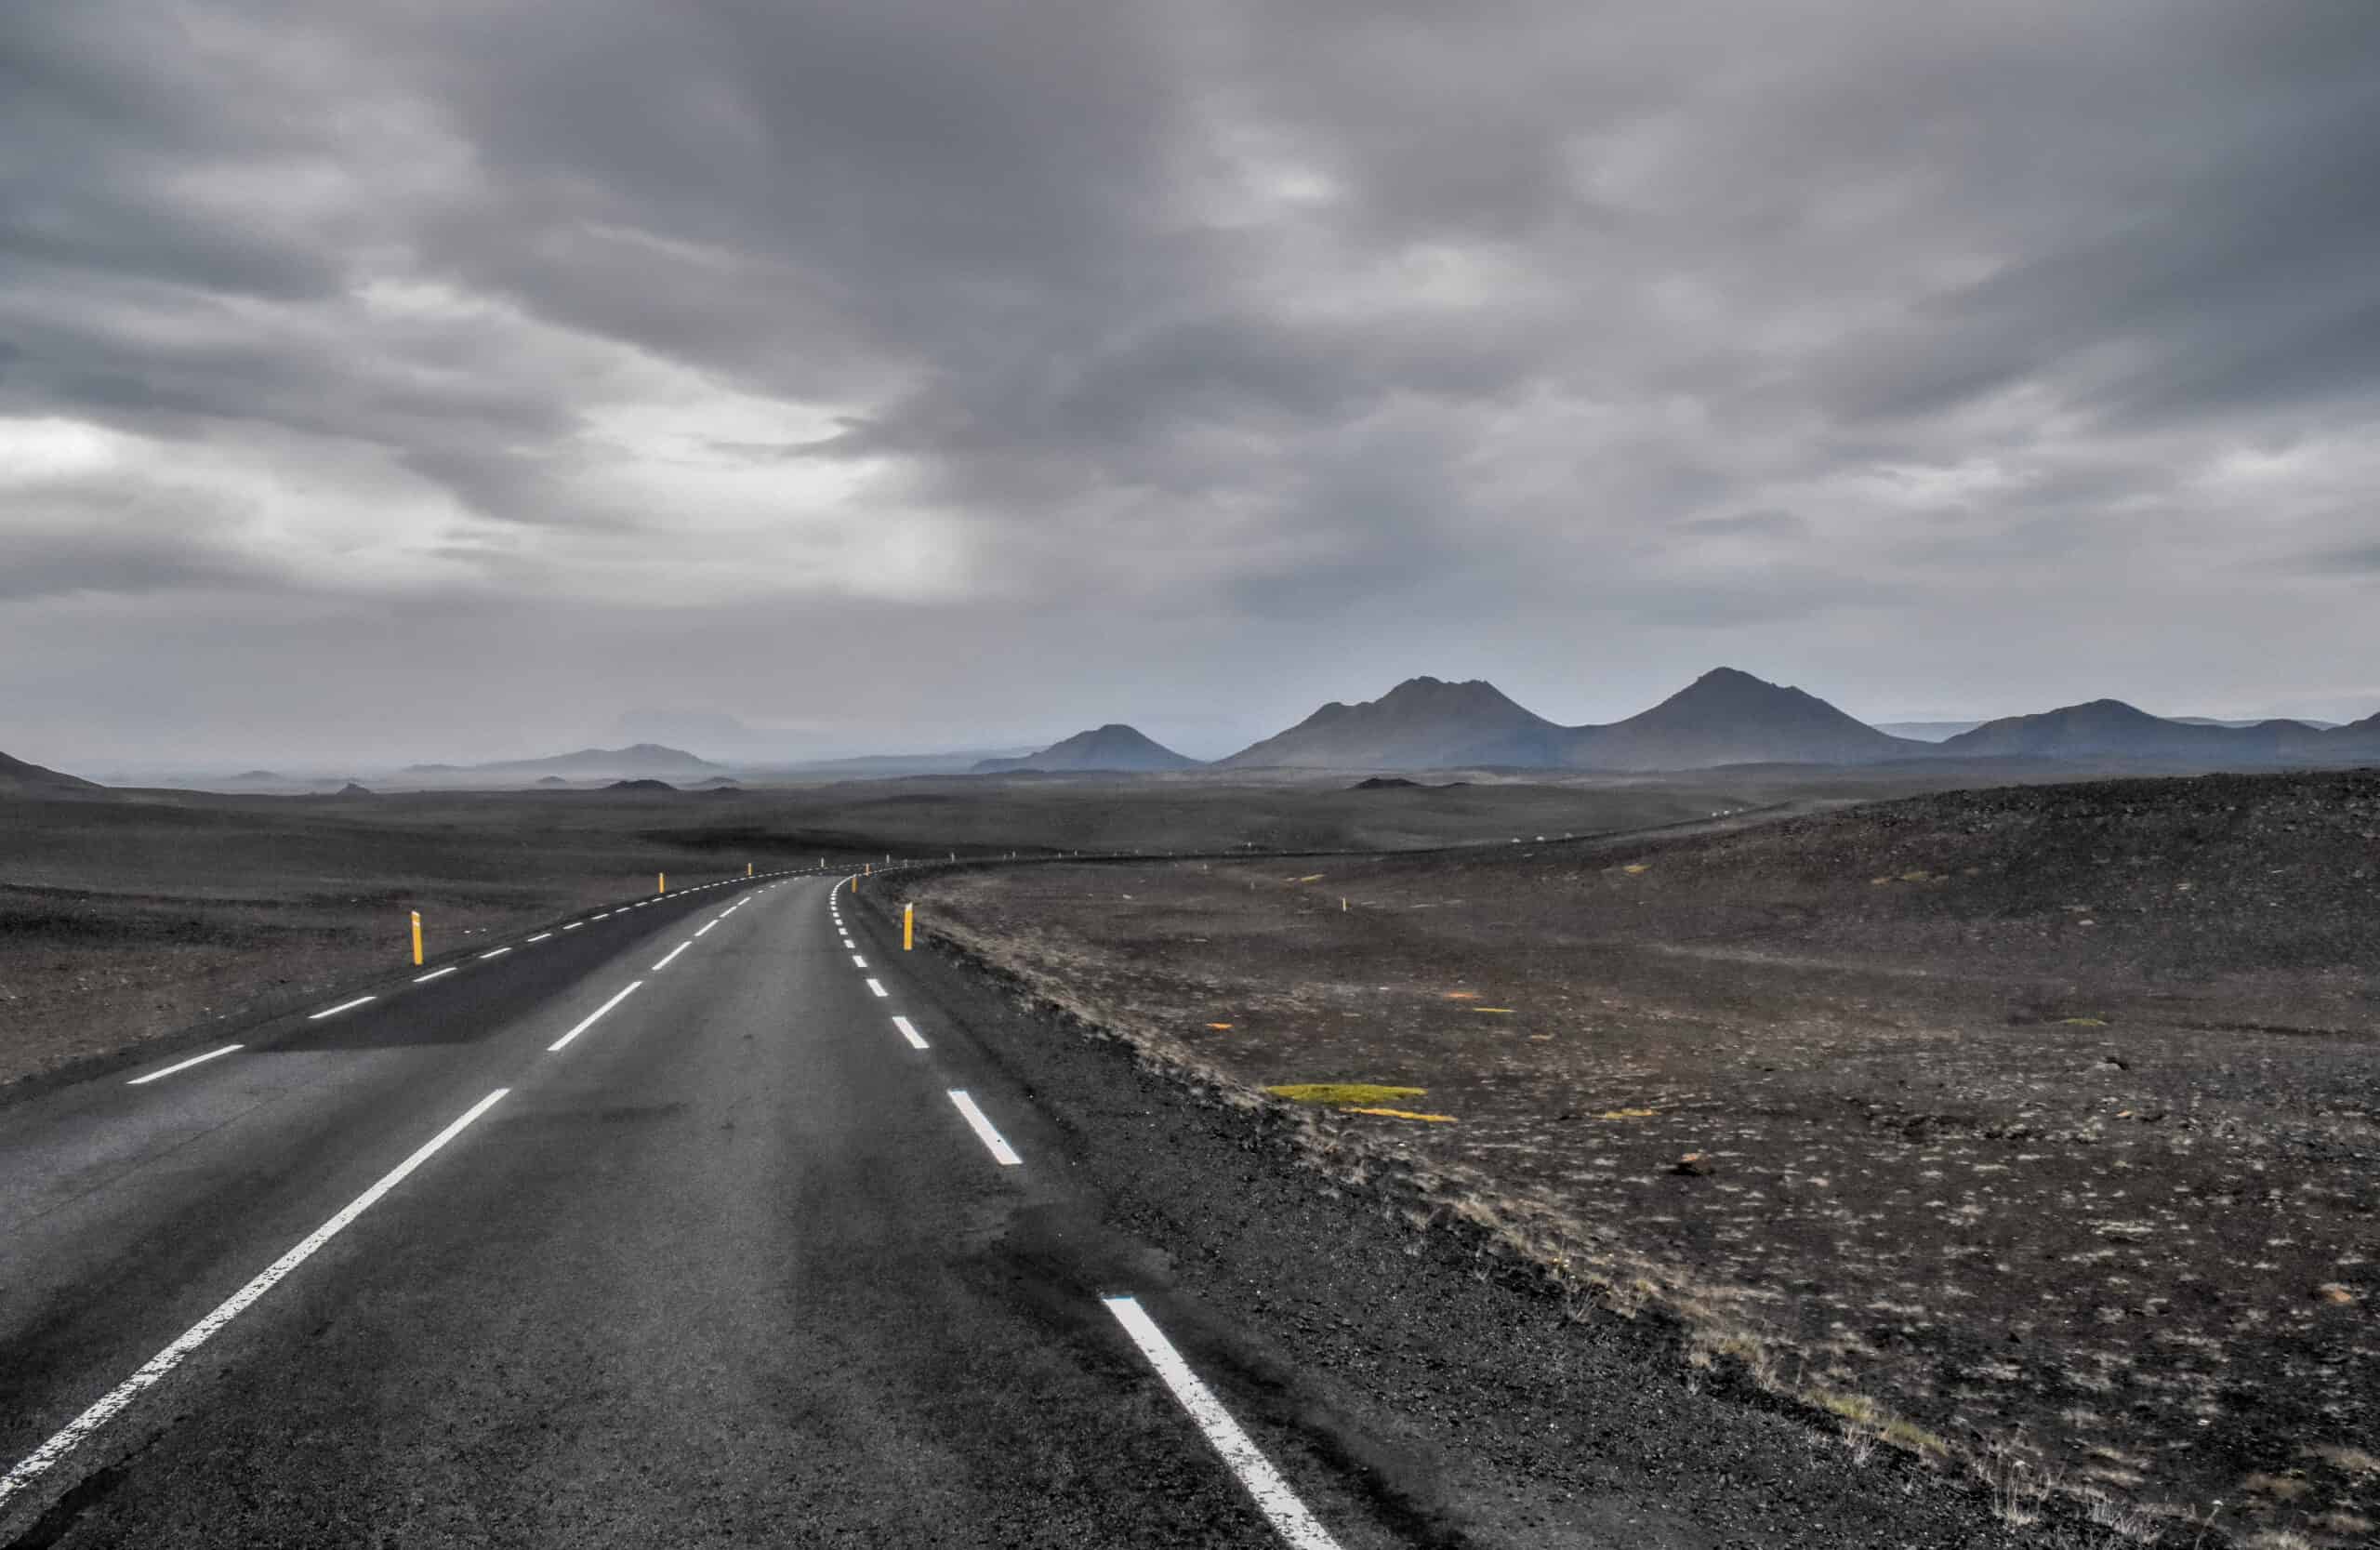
[1671,1152,1713,1177]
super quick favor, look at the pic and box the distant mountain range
[11,673,2379,801]
[1206,669,1915,771]
[985,669,2380,776]
[972,724,1200,774]
[399,743,724,781]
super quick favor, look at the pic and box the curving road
[0,872,1376,1547]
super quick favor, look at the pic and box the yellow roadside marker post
[411,910,423,966]
[865,862,872,877]
[747,862,753,877]
[658,871,667,894]
[904,903,914,951]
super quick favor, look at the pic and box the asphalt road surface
[0,871,1376,1547]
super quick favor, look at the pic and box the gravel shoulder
[858,874,2094,1549]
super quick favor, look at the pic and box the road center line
[865,978,888,998]
[1101,1296,1342,1549]
[548,982,643,1052]
[851,954,867,968]
[0,1088,510,1512]
[651,942,692,971]
[126,1044,244,1085]
[526,933,552,943]
[308,996,376,1020]
[694,921,720,938]
[892,1016,928,1050]
[478,947,511,960]
[562,922,583,931]
[413,966,458,984]
[945,1090,1022,1166]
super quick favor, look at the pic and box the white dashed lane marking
[866,979,888,998]
[651,942,692,971]
[0,1089,511,1512]
[892,1016,928,1050]
[308,996,375,1021]
[413,967,457,984]
[126,1045,243,1086]
[946,1090,1022,1166]
[547,982,642,1053]
[1101,1296,1342,1549]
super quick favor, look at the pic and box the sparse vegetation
[917,768,2380,1547]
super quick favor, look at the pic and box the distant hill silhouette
[1351,775,1421,789]
[0,750,102,794]
[336,782,375,796]
[1219,678,1567,769]
[534,775,571,788]
[1562,668,1919,770]
[606,777,680,792]
[401,744,721,782]
[1936,701,2333,762]
[974,724,1201,774]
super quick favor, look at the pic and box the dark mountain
[0,750,102,794]
[1563,668,1921,770]
[1352,775,1421,789]
[1936,700,2325,762]
[606,777,679,792]
[400,744,721,782]
[1218,678,1567,769]
[973,724,1202,774]
[336,782,375,796]
[534,775,571,788]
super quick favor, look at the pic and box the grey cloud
[6,0,2380,764]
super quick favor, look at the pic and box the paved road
[0,872,1379,1547]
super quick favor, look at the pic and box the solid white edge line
[478,947,511,960]
[945,1090,1022,1166]
[866,978,888,998]
[547,981,642,1052]
[892,1016,928,1050]
[0,1088,510,1511]
[413,966,458,984]
[1101,1296,1342,1550]
[308,995,375,1020]
[126,1044,244,1085]
[651,942,692,971]
[852,954,867,969]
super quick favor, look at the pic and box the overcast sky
[6,1,2378,768]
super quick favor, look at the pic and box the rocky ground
[0,767,1915,1093]
[906,770,2380,1549]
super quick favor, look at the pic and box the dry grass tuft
[1265,1082,1427,1106]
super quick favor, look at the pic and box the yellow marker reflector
[1594,1107,1659,1119]
[1342,1107,1456,1123]
[1470,1007,1516,1014]
[1622,863,1649,875]
[1206,1022,1235,1030]
[1443,991,1478,1000]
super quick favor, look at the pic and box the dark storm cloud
[5,0,2380,765]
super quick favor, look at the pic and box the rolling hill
[973,724,1202,774]
[1935,701,2330,763]
[1217,678,1568,770]
[0,750,102,794]
[398,743,723,783]
[1562,668,1922,770]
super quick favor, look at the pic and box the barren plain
[906,771,2380,1548]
